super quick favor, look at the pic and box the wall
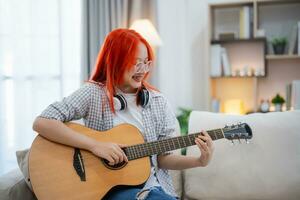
[155,0,249,112]
[258,60,300,103]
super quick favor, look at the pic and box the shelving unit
[266,54,300,60]
[211,75,265,79]
[211,37,266,45]
[209,0,300,114]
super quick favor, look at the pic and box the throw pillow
[16,149,33,191]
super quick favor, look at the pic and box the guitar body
[29,122,151,200]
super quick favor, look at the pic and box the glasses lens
[135,61,152,73]
[135,63,144,72]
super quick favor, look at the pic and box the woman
[33,29,214,200]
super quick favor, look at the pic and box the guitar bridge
[73,148,86,181]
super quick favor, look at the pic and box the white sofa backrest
[184,111,300,200]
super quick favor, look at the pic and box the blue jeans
[103,186,177,200]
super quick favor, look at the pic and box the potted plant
[176,107,192,155]
[271,37,287,54]
[271,93,285,112]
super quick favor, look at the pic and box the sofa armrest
[0,168,36,200]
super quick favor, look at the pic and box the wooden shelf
[211,75,265,79]
[210,2,252,9]
[266,54,300,60]
[211,37,266,44]
[257,0,300,6]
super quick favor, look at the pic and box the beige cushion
[16,149,33,191]
[0,168,36,200]
[184,111,300,200]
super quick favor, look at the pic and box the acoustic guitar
[29,122,252,200]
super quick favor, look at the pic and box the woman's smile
[132,73,145,82]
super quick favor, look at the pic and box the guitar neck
[124,128,225,160]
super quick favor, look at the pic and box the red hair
[89,28,157,113]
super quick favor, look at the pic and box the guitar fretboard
[124,128,224,160]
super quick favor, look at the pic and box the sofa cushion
[16,149,33,191]
[184,111,300,200]
[0,168,36,200]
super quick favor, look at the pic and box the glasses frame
[134,60,153,73]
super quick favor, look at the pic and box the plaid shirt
[39,82,177,197]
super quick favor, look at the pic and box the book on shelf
[286,83,292,110]
[288,25,298,55]
[210,44,222,77]
[221,47,231,76]
[211,98,220,113]
[298,21,300,55]
[292,80,300,110]
[239,6,251,39]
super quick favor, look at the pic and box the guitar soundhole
[101,159,127,170]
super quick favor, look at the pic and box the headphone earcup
[113,94,127,111]
[138,89,150,108]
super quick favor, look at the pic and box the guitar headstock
[222,123,252,143]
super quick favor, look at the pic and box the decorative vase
[272,44,285,54]
[274,104,282,112]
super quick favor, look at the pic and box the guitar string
[80,128,224,161]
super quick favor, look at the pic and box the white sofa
[1,111,300,200]
[178,110,300,200]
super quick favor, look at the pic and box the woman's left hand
[195,130,214,167]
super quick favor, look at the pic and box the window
[0,0,81,175]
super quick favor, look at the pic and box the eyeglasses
[134,60,153,73]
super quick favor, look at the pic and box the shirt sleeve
[157,97,177,156]
[38,83,91,122]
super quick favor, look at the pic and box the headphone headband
[113,88,150,111]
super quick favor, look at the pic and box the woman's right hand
[89,141,128,166]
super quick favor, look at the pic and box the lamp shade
[130,19,162,46]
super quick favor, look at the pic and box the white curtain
[0,0,81,175]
